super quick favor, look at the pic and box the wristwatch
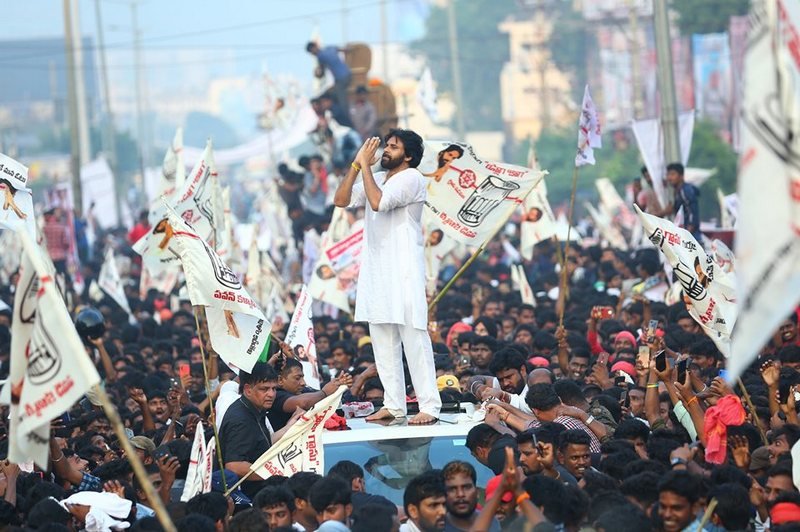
[670,457,687,467]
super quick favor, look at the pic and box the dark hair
[620,472,660,508]
[523,475,566,523]
[709,483,751,530]
[331,341,356,358]
[404,470,446,515]
[239,363,278,388]
[27,497,72,528]
[657,470,703,503]
[176,514,216,532]
[599,451,639,482]
[516,428,538,446]
[288,471,323,501]
[614,418,650,442]
[469,334,497,351]
[306,41,318,52]
[465,423,500,452]
[351,503,398,532]
[526,383,561,411]
[328,460,364,485]
[558,429,591,452]
[472,316,498,340]
[253,486,296,512]
[666,162,684,175]
[383,129,424,168]
[688,336,721,361]
[226,508,268,532]
[185,492,228,524]
[553,379,586,406]
[488,348,526,376]
[594,504,651,532]
[780,345,800,364]
[309,477,351,513]
[623,459,668,479]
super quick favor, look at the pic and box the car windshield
[324,434,495,505]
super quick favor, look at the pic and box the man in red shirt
[128,210,150,245]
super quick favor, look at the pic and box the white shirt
[350,169,428,330]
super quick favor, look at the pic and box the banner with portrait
[635,206,736,356]
[308,223,364,313]
[420,141,544,247]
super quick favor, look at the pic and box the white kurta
[350,168,428,331]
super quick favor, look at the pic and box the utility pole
[380,0,388,82]
[653,0,680,165]
[628,0,643,119]
[131,1,147,191]
[447,0,466,140]
[94,0,122,225]
[63,0,84,216]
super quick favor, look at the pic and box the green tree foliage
[685,119,738,222]
[672,0,750,35]
[410,0,513,131]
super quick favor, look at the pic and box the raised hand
[761,361,780,388]
[730,435,751,470]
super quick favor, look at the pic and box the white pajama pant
[369,321,442,418]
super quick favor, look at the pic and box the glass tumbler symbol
[458,175,519,227]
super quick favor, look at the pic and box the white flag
[730,0,800,381]
[158,126,185,200]
[139,266,179,300]
[166,211,270,373]
[8,231,101,467]
[139,140,217,272]
[420,141,544,246]
[98,248,131,314]
[511,264,535,306]
[575,85,602,167]
[0,153,36,239]
[635,205,737,356]
[181,422,214,501]
[251,386,345,479]
[417,67,440,123]
[284,286,320,389]
[585,202,628,251]
[520,178,556,260]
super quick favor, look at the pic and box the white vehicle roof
[321,413,481,445]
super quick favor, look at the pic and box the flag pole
[558,165,580,326]
[738,377,769,446]
[428,173,544,312]
[93,385,176,532]
[192,306,229,492]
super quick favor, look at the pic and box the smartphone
[153,445,171,461]
[718,369,729,381]
[597,352,610,367]
[637,346,650,368]
[676,358,689,384]
[647,319,659,339]
[614,375,626,387]
[169,377,180,390]
[621,390,630,408]
[655,350,667,372]
[594,306,614,320]
[458,354,471,366]
[179,365,191,379]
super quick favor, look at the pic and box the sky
[2,0,431,143]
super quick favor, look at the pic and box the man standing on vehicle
[334,131,441,425]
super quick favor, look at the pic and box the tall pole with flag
[559,86,602,325]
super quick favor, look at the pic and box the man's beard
[381,152,404,169]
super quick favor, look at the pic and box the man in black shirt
[219,363,279,497]
[268,358,353,432]
[464,423,520,476]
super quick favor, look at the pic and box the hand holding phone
[655,350,667,372]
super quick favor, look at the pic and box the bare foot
[366,408,396,422]
[408,412,438,425]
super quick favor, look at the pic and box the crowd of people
[0,49,797,532]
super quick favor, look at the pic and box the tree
[685,119,738,222]
[410,0,514,131]
[672,0,749,36]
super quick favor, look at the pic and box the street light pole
[653,0,680,164]
[447,0,466,140]
[63,0,83,216]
